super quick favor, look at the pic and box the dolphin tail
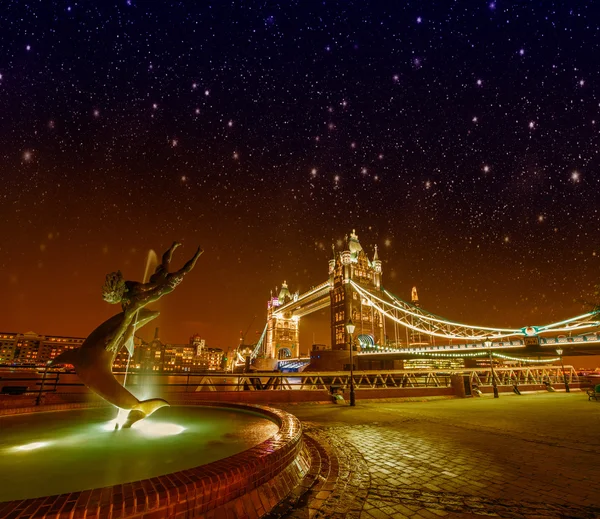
[135,397,170,416]
[51,349,79,366]
[121,398,170,429]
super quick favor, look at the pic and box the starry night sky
[1,1,599,360]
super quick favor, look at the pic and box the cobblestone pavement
[275,392,600,519]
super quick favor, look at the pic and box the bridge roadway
[355,332,600,359]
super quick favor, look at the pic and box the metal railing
[0,366,578,399]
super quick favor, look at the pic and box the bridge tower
[265,281,300,360]
[330,230,384,351]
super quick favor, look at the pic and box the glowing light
[528,121,535,129]
[13,441,50,452]
[571,171,580,182]
[483,165,490,172]
[22,150,32,161]
[476,79,482,86]
[204,89,210,96]
[519,48,525,56]
[493,353,561,363]
[103,408,130,430]
[132,421,185,437]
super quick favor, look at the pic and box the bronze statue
[103,242,202,354]
[52,242,202,428]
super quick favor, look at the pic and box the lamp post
[485,338,499,398]
[346,318,356,406]
[556,348,570,393]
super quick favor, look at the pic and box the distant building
[0,331,84,365]
[0,329,224,372]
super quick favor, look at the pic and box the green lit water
[0,406,279,502]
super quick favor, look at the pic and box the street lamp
[346,318,356,406]
[556,348,570,393]
[485,337,499,398]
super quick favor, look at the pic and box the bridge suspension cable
[251,322,269,359]
[350,281,600,341]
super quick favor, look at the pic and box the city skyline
[0,2,599,358]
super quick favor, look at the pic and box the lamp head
[556,348,563,356]
[346,319,355,335]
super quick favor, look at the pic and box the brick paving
[276,392,600,519]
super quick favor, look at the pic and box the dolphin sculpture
[52,308,168,428]
[52,242,202,428]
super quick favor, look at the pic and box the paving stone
[276,393,600,519]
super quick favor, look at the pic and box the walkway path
[274,392,600,519]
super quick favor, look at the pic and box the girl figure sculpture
[102,242,203,355]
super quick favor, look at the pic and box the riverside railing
[0,366,578,398]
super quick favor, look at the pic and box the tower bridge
[239,230,600,370]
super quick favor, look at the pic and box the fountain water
[114,249,158,428]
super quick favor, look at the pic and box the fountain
[0,243,310,518]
